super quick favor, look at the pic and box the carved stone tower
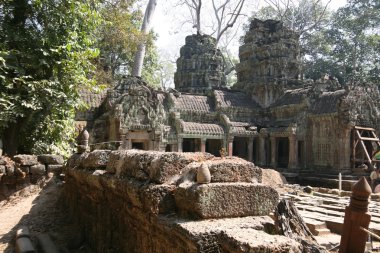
[174,34,226,94]
[234,19,301,108]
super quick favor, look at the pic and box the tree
[0,0,101,155]
[132,0,158,77]
[95,0,160,86]
[304,0,380,84]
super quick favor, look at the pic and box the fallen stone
[36,234,60,253]
[13,155,38,166]
[15,237,36,253]
[30,164,46,175]
[47,164,63,174]
[16,226,31,239]
[37,154,64,165]
[175,182,279,219]
[82,150,111,168]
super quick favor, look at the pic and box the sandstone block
[175,183,279,219]
[30,164,46,175]
[0,157,6,165]
[66,152,89,168]
[47,165,63,174]
[106,150,213,183]
[82,150,111,168]
[187,158,262,183]
[13,155,38,166]
[5,165,15,176]
[37,154,64,165]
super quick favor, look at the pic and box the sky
[151,0,348,62]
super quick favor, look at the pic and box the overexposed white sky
[152,0,347,61]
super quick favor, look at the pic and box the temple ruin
[78,19,380,177]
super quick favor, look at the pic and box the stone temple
[76,19,380,175]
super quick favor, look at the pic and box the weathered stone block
[5,165,15,176]
[219,228,302,253]
[47,165,63,174]
[175,183,279,219]
[37,154,64,165]
[30,164,46,175]
[104,150,213,183]
[186,158,262,183]
[20,165,30,174]
[66,152,89,168]
[0,157,6,165]
[13,155,38,166]
[82,150,111,168]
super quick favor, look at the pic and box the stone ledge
[175,183,279,219]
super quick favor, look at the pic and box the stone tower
[174,34,226,94]
[234,19,301,108]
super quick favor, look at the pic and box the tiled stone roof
[230,122,257,135]
[181,121,224,135]
[271,88,309,107]
[174,94,213,112]
[310,90,346,115]
[214,90,260,109]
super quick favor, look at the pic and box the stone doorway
[132,141,147,150]
[206,139,222,157]
[183,138,200,152]
[277,138,289,168]
[233,137,248,160]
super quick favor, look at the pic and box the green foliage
[304,0,380,84]
[0,0,101,155]
[95,0,161,87]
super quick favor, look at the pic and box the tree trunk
[2,121,22,156]
[132,0,158,77]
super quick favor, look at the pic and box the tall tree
[132,0,158,77]
[0,0,101,155]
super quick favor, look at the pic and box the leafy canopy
[0,0,101,155]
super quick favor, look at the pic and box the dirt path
[0,178,66,253]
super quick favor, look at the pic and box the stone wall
[64,150,314,253]
[0,154,64,201]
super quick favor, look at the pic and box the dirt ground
[0,176,91,253]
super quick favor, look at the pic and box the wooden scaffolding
[352,126,380,170]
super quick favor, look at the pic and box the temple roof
[180,121,224,136]
[173,94,214,112]
[309,90,346,115]
[271,88,309,107]
[214,90,260,109]
[75,89,107,120]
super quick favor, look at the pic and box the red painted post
[339,177,372,253]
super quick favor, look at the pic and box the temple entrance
[233,137,248,160]
[298,141,305,168]
[206,139,222,157]
[132,141,146,150]
[183,138,200,152]
[277,138,289,168]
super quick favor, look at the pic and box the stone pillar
[288,134,298,169]
[258,130,267,166]
[201,138,206,153]
[178,138,183,152]
[339,177,371,253]
[270,136,277,168]
[119,134,127,150]
[227,137,234,157]
[248,137,254,162]
[77,129,89,153]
